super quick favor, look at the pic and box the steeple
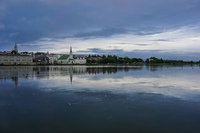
[14,43,18,53]
[68,46,74,64]
[70,46,72,54]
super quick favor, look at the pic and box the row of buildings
[0,43,86,65]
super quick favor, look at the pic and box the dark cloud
[0,0,200,58]
[1,0,200,41]
[73,28,128,38]
[77,48,124,54]
[0,30,44,43]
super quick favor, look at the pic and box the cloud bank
[0,0,200,60]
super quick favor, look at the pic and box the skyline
[0,0,200,60]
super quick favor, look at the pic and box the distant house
[34,52,46,60]
[37,56,49,65]
[46,54,60,64]
[87,57,102,61]
[74,55,86,64]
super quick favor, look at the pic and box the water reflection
[1,65,200,133]
[0,66,144,86]
[0,65,200,101]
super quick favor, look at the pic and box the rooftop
[58,55,70,60]
[0,54,32,57]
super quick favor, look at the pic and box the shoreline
[0,62,199,66]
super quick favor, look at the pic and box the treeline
[87,55,144,64]
[145,57,198,64]
[87,55,199,64]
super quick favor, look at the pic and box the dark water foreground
[0,65,200,133]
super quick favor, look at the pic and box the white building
[46,54,61,64]
[0,54,33,65]
[74,56,86,64]
[0,43,33,65]
[57,55,71,64]
[57,47,86,64]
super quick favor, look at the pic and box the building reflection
[11,76,18,87]
[0,65,144,87]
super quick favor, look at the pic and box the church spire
[70,46,72,54]
[14,43,18,53]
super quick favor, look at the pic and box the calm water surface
[0,65,200,133]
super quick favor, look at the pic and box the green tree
[145,58,149,63]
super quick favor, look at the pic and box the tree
[145,58,149,63]
[102,55,106,59]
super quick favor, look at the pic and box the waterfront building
[57,55,71,64]
[0,54,33,65]
[58,47,86,64]
[46,54,61,64]
[34,52,46,59]
[74,55,87,64]
[0,43,33,65]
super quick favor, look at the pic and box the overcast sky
[0,0,200,60]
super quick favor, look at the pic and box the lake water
[0,65,200,133]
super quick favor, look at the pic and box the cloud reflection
[0,65,200,101]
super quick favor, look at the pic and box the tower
[68,46,74,64]
[70,46,72,55]
[14,43,18,53]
